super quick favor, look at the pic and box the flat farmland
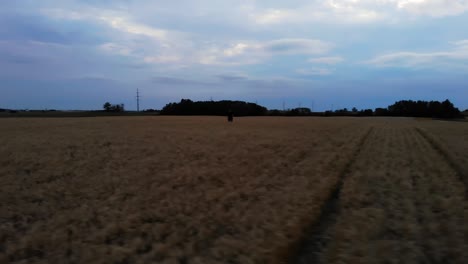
[0,117,467,263]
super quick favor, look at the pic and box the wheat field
[319,120,468,263]
[0,116,467,263]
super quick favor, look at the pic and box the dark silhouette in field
[227,110,234,122]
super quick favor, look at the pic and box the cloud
[263,39,332,55]
[39,6,335,67]
[40,6,196,69]
[223,43,249,57]
[222,39,333,57]
[1,0,468,111]
[365,40,468,68]
[201,39,333,65]
[249,2,386,25]
[297,68,333,76]
[308,56,344,64]
[249,0,468,25]
[41,8,169,41]
[253,9,293,24]
[152,76,213,86]
[395,0,468,17]
[144,56,182,64]
[0,40,70,63]
[0,53,37,64]
[32,2,464,71]
[216,74,249,81]
[99,42,132,56]
[99,15,167,40]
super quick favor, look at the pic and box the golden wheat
[2,117,466,263]
[320,119,468,263]
[0,116,369,263]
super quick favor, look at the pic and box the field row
[313,122,468,263]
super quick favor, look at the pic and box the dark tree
[285,107,312,116]
[359,109,373,116]
[374,108,389,116]
[103,102,125,112]
[386,99,460,118]
[103,102,112,112]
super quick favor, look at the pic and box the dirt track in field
[293,120,468,264]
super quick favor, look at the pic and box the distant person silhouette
[227,110,234,122]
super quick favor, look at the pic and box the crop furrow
[415,127,468,196]
[290,126,374,264]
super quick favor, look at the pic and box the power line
[136,89,141,112]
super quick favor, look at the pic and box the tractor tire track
[415,127,468,196]
[292,123,468,264]
[290,126,374,264]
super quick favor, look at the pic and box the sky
[1,0,468,111]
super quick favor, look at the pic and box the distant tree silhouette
[286,107,312,116]
[103,102,125,112]
[160,99,267,116]
[359,109,374,116]
[103,102,112,111]
[385,99,460,118]
[143,109,159,113]
[268,109,283,116]
[334,108,352,116]
[374,108,389,116]
[158,98,461,118]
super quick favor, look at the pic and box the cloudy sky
[1,0,468,111]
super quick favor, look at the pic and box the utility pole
[136,89,141,112]
[282,100,286,111]
[311,100,314,112]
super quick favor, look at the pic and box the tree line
[159,99,462,118]
[325,100,461,118]
[2,99,463,118]
[160,99,267,116]
[386,100,461,118]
